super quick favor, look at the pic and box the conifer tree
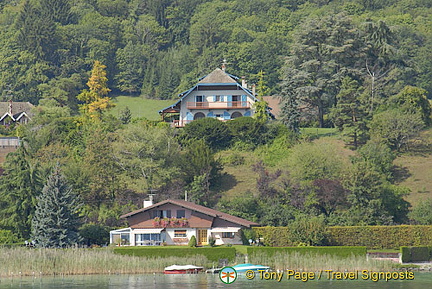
[31,165,81,248]
[0,146,41,239]
[77,60,114,119]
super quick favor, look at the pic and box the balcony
[152,217,189,228]
[186,101,250,109]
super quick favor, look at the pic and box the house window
[215,95,221,102]
[135,233,161,245]
[177,210,185,218]
[174,230,187,238]
[153,210,171,218]
[222,232,235,238]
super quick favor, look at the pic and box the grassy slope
[394,128,432,206]
[110,96,174,121]
[110,97,432,208]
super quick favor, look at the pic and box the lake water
[0,272,431,288]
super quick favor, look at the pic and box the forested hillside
[0,0,432,245]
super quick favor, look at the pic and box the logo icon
[219,266,237,284]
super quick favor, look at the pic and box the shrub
[188,235,197,247]
[208,237,216,247]
[79,224,110,246]
[400,246,432,263]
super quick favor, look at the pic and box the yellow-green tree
[253,70,270,122]
[77,61,114,119]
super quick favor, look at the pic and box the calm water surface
[0,273,431,289]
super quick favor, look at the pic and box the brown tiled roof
[121,199,259,228]
[262,96,281,119]
[198,68,238,84]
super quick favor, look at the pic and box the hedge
[113,247,236,262]
[401,246,432,263]
[253,225,432,249]
[327,226,432,249]
[247,246,366,258]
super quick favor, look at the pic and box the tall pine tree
[31,165,81,248]
[0,146,41,239]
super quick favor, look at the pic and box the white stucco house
[110,199,259,246]
[159,68,259,127]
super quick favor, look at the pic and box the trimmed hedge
[113,247,236,262]
[401,246,432,263]
[247,246,366,258]
[327,226,432,249]
[253,225,432,249]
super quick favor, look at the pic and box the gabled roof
[0,102,34,122]
[158,69,258,114]
[198,68,238,84]
[121,199,259,228]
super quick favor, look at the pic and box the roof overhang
[210,227,241,233]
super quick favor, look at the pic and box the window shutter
[207,111,214,117]
[245,111,251,117]
[223,111,230,120]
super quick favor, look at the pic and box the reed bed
[249,252,395,272]
[0,247,210,277]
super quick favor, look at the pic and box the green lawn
[110,96,175,121]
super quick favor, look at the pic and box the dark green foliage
[31,165,81,248]
[114,246,236,262]
[188,235,197,247]
[226,117,267,148]
[247,246,367,258]
[79,223,110,246]
[118,106,132,124]
[330,77,369,148]
[0,146,41,239]
[181,118,232,150]
[400,246,432,263]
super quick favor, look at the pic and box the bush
[208,237,216,247]
[400,246,432,263]
[181,118,232,150]
[114,247,236,262]
[79,224,110,246]
[188,235,197,247]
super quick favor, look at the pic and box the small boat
[205,268,222,274]
[232,263,270,272]
[164,265,204,274]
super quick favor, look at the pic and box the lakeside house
[158,67,259,127]
[110,199,259,246]
[0,101,33,126]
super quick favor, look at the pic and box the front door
[197,229,208,246]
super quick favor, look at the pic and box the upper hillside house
[0,101,34,126]
[110,199,259,246]
[159,68,259,127]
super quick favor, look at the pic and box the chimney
[252,84,256,96]
[9,100,12,115]
[241,76,248,88]
[143,195,154,208]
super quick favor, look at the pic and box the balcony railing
[152,217,189,228]
[186,101,250,109]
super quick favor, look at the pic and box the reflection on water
[0,273,431,289]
